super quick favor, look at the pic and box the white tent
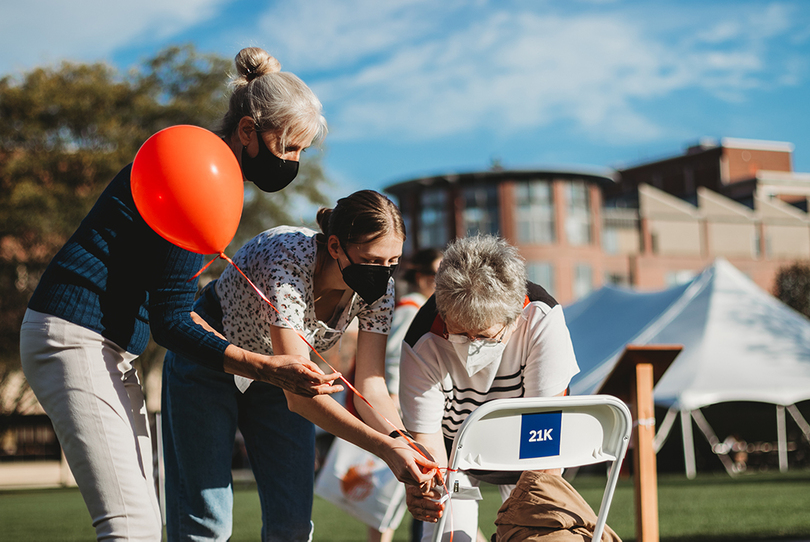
[564,258,810,477]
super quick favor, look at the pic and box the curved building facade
[385,168,615,304]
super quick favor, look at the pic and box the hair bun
[234,47,281,83]
[316,207,333,235]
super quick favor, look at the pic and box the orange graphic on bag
[340,460,375,501]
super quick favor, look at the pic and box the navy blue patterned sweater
[28,164,230,370]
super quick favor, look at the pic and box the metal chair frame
[431,395,632,542]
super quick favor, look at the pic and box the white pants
[20,310,162,541]
[421,471,514,542]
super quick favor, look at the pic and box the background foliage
[0,45,330,413]
[774,262,810,319]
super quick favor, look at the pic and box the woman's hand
[380,436,438,488]
[224,345,342,397]
[405,483,445,523]
[260,354,343,397]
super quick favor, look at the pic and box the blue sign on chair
[519,411,562,459]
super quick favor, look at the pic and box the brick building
[384,138,810,304]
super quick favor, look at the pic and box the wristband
[389,429,415,440]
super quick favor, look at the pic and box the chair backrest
[432,394,632,542]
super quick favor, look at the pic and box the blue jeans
[162,282,316,541]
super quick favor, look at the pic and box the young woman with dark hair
[162,190,436,541]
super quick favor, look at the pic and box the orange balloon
[131,125,244,254]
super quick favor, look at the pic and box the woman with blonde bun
[19,47,338,541]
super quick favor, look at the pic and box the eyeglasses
[445,322,509,345]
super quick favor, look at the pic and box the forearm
[153,317,229,370]
[354,376,405,434]
[222,344,341,398]
[222,344,256,379]
[190,311,226,340]
[353,331,405,433]
[414,431,447,468]
[287,393,392,457]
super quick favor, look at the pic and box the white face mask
[452,339,507,377]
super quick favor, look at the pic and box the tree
[0,45,331,413]
[774,262,810,319]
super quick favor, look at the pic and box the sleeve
[398,339,447,434]
[147,240,230,371]
[356,278,395,334]
[384,304,420,395]
[217,231,314,356]
[522,303,580,397]
[254,236,311,333]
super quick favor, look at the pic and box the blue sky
[2,0,809,199]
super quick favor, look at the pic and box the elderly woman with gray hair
[398,235,580,542]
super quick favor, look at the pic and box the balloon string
[189,256,219,281]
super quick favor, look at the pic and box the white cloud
[253,1,804,146]
[0,0,226,75]
[256,0,449,71]
[750,3,793,39]
[697,21,744,44]
[1,0,805,152]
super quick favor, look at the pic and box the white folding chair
[431,395,632,542]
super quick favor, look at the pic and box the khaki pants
[20,310,162,541]
[493,471,621,542]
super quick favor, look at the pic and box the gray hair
[434,235,527,331]
[218,47,327,149]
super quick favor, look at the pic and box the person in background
[385,248,444,413]
[162,190,437,541]
[367,248,443,542]
[18,46,340,541]
[399,235,580,542]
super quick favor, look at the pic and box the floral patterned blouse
[215,225,395,359]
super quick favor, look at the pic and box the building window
[665,270,697,286]
[515,180,555,244]
[573,263,593,299]
[602,208,639,255]
[419,188,449,248]
[392,195,415,254]
[462,184,500,236]
[602,228,618,254]
[604,272,629,286]
[565,181,592,246]
[527,261,555,297]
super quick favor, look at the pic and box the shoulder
[258,225,317,248]
[515,282,567,332]
[93,164,140,221]
[240,226,317,260]
[404,295,440,348]
[526,281,558,308]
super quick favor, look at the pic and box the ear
[237,116,256,148]
[327,235,342,260]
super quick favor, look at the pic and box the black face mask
[241,131,299,193]
[339,250,397,305]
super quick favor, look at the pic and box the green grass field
[1,470,809,541]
